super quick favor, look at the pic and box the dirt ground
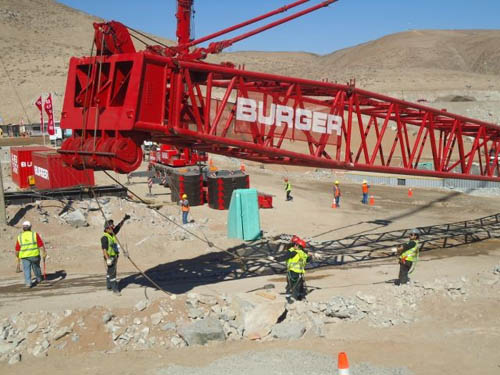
[1,157,500,374]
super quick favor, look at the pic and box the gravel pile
[156,349,412,375]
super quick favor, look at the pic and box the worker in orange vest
[333,180,341,208]
[179,193,190,224]
[361,180,370,204]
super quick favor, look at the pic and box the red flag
[44,94,55,136]
[35,96,44,133]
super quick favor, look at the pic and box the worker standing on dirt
[179,193,190,224]
[284,178,293,201]
[393,229,420,285]
[100,215,130,295]
[361,180,370,204]
[285,237,311,301]
[15,221,47,288]
[333,180,341,208]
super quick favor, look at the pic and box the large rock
[231,294,286,340]
[271,321,306,340]
[61,209,88,228]
[177,317,225,346]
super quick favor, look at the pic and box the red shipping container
[32,151,95,189]
[10,146,53,188]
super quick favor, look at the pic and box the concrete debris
[135,300,149,312]
[493,265,500,275]
[102,312,114,324]
[271,321,306,340]
[161,322,177,332]
[150,313,163,326]
[60,209,88,228]
[177,318,226,346]
[53,326,72,341]
[8,352,21,365]
[26,324,37,333]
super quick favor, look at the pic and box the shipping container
[10,146,53,188]
[32,151,95,189]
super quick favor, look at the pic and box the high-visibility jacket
[400,240,419,263]
[285,182,292,192]
[103,232,119,257]
[287,247,308,274]
[18,231,40,259]
[362,183,369,193]
[180,199,190,212]
[334,185,341,197]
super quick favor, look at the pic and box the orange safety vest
[362,183,369,193]
[334,185,341,197]
[180,199,190,212]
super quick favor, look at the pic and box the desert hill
[0,0,499,124]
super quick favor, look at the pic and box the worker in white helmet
[15,221,47,288]
[179,193,190,224]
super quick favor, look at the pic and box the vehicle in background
[50,122,72,146]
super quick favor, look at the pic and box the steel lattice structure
[59,0,500,181]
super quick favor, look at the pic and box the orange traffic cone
[338,352,350,375]
[408,188,413,197]
[331,201,336,208]
[369,195,375,205]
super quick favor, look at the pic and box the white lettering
[236,97,256,122]
[294,108,312,131]
[34,166,49,180]
[258,103,276,126]
[235,97,342,136]
[312,111,327,133]
[327,114,342,135]
[276,105,293,127]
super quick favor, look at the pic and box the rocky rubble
[1,269,498,365]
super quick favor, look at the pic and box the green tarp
[227,188,261,241]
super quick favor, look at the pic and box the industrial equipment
[59,0,500,181]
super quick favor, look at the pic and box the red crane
[59,0,500,182]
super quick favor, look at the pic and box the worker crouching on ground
[179,193,190,224]
[286,237,311,301]
[334,180,341,207]
[15,221,47,288]
[361,180,370,204]
[100,214,130,296]
[393,229,420,285]
[284,178,293,201]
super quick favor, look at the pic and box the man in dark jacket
[393,229,420,285]
[100,214,130,295]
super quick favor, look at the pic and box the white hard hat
[362,180,367,184]
[22,221,31,227]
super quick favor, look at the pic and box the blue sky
[57,0,499,55]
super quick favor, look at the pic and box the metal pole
[0,149,7,226]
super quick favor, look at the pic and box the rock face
[177,318,225,346]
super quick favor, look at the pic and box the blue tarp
[227,188,261,241]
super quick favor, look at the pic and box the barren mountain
[0,0,499,124]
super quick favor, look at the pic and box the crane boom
[59,1,500,181]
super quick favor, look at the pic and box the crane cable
[76,33,175,297]
[0,54,32,125]
[103,170,247,265]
